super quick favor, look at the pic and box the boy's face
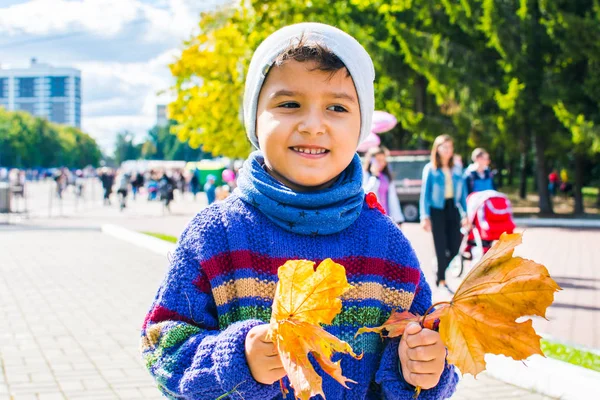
[256,60,361,191]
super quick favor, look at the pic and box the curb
[514,217,600,228]
[101,224,176,258]
[483,354,600,399]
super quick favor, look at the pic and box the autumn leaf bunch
[267,233,561,400]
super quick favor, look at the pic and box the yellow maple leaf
[267,259,361,400]
[357,232,561,377]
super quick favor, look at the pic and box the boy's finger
[404,322,422,337]
[270,367,287,382]
[406,359,439,374]
[261,340,278,356]
[405,329,439,349]
[406,371,436,388]
[260,336,275,345]
[407,343,438,361]
[266,349,279,357]
[268,357,284,370]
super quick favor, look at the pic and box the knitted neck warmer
[236,151,365,236]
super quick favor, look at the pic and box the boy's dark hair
[272,34,349,76]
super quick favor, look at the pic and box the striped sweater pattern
[140,193,458,399]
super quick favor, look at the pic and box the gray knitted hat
[243,22,375,149]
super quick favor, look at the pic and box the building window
[50,76,67,97]
[74,77,81,100]
[18,77,36,98]
[17,103,36,114]
[0,78,6,99]
[50,102,67,124]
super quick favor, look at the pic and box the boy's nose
[298,108,326,136]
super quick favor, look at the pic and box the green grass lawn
[540,339,600,372]
[141,232,600,373]
[541,339,600,372]
[141,232,178,243]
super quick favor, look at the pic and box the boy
[141,23,457,399]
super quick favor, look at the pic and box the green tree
[0,108,101,168]
[169,7,254,158]
[113,131,141,165]
[169,0,600,215]
[142,121,207,161]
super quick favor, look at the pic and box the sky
[0,0,228,152]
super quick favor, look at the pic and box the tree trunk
[533,131,553,214]
[519,134,529,199]
[495,148,504,188]
[596,185,600,207]
[508,156,515,186]
[573,152,585,215]
[415,76,427,150]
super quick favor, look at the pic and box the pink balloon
[357,132,381,152]
[222,169,236,183]
[371,111,397,134]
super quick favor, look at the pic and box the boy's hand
[245,324,286,385]
[399,322,446,390]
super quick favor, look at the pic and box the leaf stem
[420,301,451,327]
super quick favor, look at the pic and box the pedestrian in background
[465,148,495,194]
[131,172,144,201]
[99,167,114,206]
[189,169,200,200]
[54,168,68,199]
[116,170,130,211]
[75,170,85,198]
[204,174,216,205]
[420,134,467,292]
[363,146,404,226]
[158,171,175,212]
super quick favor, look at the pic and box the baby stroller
[450,190,516,277]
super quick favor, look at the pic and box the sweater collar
[235,151,365,235]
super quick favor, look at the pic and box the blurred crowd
[0,162,243,215]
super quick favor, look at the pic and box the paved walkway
[0,228,164,400]
[0,225,555,400]
[10,181,600,349]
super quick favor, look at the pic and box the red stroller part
[452,190,516,277]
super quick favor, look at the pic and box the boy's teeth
[293,147,326,154]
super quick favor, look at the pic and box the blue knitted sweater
[140,193,458,399]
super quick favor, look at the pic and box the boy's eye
[327,105,348,112]
[279,102,300,108]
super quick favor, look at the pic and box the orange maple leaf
[267,259,362,400]
[356,232,561,377]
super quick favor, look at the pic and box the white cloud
[83,115,152,153]
[0,0,140,37]
[0,0,202,40]
[77,48,180,152]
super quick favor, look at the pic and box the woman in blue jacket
[419,135,467,291]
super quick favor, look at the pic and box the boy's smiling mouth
[290,146,330,158]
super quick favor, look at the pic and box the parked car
[387,150,430,222]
